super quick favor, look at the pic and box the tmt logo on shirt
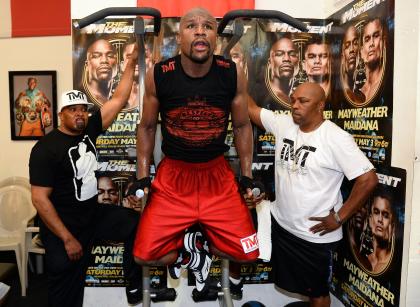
[240,233,259,254]
[278,138,316,174]
[161,60,175,73]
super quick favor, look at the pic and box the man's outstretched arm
[101,44,139,129]
[231,65,253,179]
[247,95,264,130]
[136,66,159,182]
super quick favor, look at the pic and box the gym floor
[0,252,48,307]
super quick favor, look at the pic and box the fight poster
[71,18,166,287]
[85,241,126,287]
[331,166,405,307]
[329,0,394,167]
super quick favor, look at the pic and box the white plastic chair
[0,177,31,191]
[0,185,36,296]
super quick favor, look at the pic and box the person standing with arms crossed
[248,82,377,306]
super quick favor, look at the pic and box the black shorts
[271,215,339,298]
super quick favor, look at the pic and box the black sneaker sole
[192,287,219,302]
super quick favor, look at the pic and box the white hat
[59,90,94,111]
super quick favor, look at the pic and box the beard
[187,42,211,64]
[188,51,211,64]
[75,119,86,130]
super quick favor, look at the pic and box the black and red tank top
[154,55,237,162]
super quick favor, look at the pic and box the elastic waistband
[162,155,226,170]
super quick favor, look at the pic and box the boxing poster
[329,0,394,167]
[71,18,166,288]
[85,241,127,287]
[331,166,405,307]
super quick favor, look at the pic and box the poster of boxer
[72,19,157,163]
[330,0,394,167]
[72,18,166,288]
[331,166,405,307]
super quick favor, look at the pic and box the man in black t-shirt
[130,7,264,298]
[29,45,142,307]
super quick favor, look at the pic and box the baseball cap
[59,90,94,111]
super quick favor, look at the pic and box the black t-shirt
[154,55,237,162]
[29,111,103,232]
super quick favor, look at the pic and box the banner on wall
[331,166,405,307]
[329,0,394,167]
[71,18,165,287]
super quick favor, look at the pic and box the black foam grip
[74,7,161,35]
[217,9,308,35]
[151,288,177,302]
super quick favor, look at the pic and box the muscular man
[367,190,395,273]
[248,82,377,307]
[29,45,142,307]
[131,7,261,298]
[15,77,52,137]
[360,18,385,102]
[267,37,298,105]
[84,38,118,105]
[303,38,331,97]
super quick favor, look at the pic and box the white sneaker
[184,231,209,253]
[192,253,212,292]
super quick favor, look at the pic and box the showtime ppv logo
[240,233,258,254]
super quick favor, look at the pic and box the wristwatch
[333,211,342,225]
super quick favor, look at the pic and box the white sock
[229,276,242,285]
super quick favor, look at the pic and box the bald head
[295,82,326,103]
[180,7,217,28]
[290,82,326,131]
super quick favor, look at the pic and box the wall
[405,2,420,307]
[0,36,72,179]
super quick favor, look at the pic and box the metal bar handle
[217,9,308,35]
[73,7,161,35]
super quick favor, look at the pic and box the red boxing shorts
[133,155,258,262]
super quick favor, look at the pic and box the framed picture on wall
[8,71,57,140]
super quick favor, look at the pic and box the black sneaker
[168,263,182,279]
[216,278,243,300]
[191,284,219,302]
[126,284,142,305]
[168,252,184,279]
[229,278,243,300]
